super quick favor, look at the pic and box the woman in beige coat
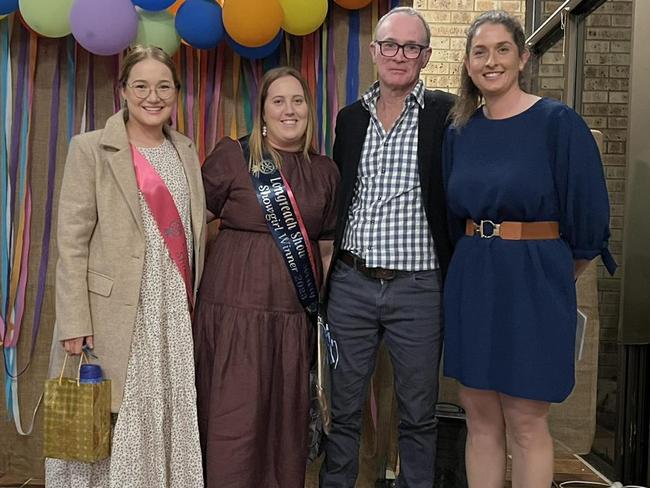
[46,46,206,488]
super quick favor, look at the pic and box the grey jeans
[320,259,444,488]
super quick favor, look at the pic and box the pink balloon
[70,0,138,56]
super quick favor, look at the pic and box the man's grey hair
[374,6,431,46]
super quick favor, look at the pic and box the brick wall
[530,0,630,436]
[582,0,631,444]
[535,1,631,442]
[413,0,527,94]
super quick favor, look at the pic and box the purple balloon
[70,0,138,56]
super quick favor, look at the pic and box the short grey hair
[374,7,431,46]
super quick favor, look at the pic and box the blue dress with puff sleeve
[442,97,616,402]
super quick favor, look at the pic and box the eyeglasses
[375,40,428,59]
[127,82,176,100]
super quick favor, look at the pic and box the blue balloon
[0,0,18,15]
[175,0,224,50]
[228,30,283,60]
[131,0,174,11]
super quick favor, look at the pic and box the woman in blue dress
[443,10,616,488]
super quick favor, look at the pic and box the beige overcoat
[48,110,206,412]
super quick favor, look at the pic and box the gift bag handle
[58,352,89,387]
[13,353,88,437]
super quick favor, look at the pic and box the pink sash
[130,145,194,310]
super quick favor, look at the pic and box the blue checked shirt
[341,80,438,271]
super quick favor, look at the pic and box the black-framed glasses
[127,82,176,100]
[375,40,428,59]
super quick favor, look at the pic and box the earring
[262,125,267,137]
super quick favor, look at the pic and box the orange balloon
[334,0,372,9]
[167,0,187,46]
[167,0,184,15]
[223,0,283,48]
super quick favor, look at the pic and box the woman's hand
[574,259,590,281]
[319,240,335,283]
[62,336,94,355]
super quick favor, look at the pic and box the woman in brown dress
[193,67,339,488]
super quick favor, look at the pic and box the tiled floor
[0,441,609,488]
[506,441,609,487]
[305,440,609,488]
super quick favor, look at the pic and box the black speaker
[434,402,468,488]
[373,402,468,487]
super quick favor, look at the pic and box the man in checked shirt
[320,7,456,488]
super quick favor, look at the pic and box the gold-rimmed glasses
[127,81,176,100]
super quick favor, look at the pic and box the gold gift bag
[43,354,111,462]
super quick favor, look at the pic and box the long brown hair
[119,45,181,120]
[248,67,316,173]
[450,10,528,128]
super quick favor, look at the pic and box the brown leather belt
[465,219,560,240]
[339,251,410,280]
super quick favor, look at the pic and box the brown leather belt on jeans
[465,219,560,240]
[339,251,410,280]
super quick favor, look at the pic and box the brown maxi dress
[193,137,339,488]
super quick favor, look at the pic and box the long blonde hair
[248,67,316,173]
[450,10,528,128]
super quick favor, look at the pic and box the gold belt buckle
[478,220,500,238]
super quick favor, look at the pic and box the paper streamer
[346,9,360,105]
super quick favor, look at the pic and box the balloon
[134,8,180,55]
[70,0,138,56]
[19,0,75,37]
[0,0,18,16]
[16,10,36,32]
[223,0,283,48]
[334,0,372,9]
[169,0,222,16]
[279,0,327,36]
[167,0,183,15]
[175,0,224,50]
[131,0,175,10]
[165,0,189,47]
[227,30,283,60]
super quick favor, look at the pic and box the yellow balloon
[279,0,327,36]
[19,0,75,38]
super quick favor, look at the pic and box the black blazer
[332,89,456,280]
